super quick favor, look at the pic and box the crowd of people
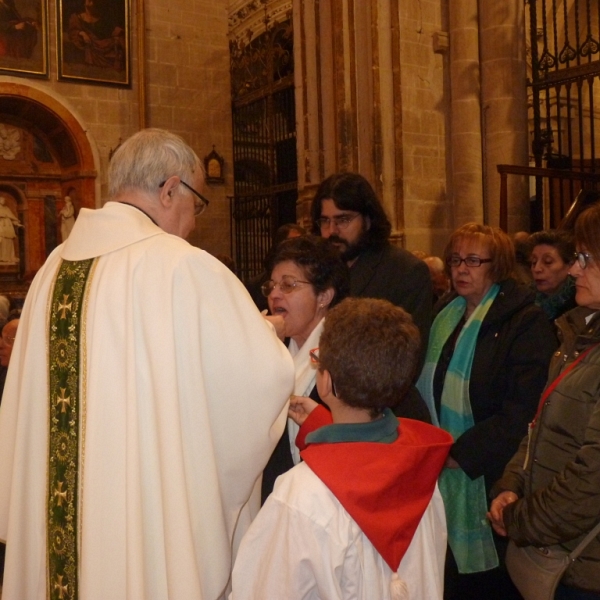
[0,127,598,600]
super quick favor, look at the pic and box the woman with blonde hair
[417,222,557,599]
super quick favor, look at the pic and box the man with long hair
[311,172,432,420]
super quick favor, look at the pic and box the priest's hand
[261,310,286,341]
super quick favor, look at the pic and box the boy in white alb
[231,298,453,599]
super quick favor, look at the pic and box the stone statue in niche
[60,195,75,241]
[0,196,22,264]
[0,124,20,161]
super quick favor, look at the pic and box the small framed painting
[204,146,225,184]
[0,0,48,78]
[57,0,130,86]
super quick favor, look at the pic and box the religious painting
[0,0,48,78]
[57,0,130,86]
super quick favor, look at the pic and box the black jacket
[435,279,558,490]
[350,243,432,347]
[351,243,433,423]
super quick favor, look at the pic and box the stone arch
[0,81,97,294]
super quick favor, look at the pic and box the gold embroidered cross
[54,481,68,507]
[54,574,69,599]
[58,295,72,319]
[56,388,71,413]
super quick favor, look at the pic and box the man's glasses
[573,251,594,270]
[446,256,492,268]
[315,213,360,230]
[159,179,210,216]
[261,275,310,297]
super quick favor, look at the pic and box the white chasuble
[0,201,295,600]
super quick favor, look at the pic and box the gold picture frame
[57,0,130,86]
[0,0,48,78]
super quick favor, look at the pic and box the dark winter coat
[493,307,600,593]
[436,279,558,491]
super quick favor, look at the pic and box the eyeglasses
[261,275,310,297]
[446,256,493,268]
[159,179,210,216]
[315,213,360,230]
[573,251,594,270]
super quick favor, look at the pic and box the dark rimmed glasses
[261,276,310,297]
[315,213,360,230]
[573,251,594,270]
[446,256,492,268]
[159,179,210,216]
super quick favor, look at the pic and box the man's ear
[159,176,180,209]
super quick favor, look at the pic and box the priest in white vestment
[0,128,295,600]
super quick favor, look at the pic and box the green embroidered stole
[47,258,96,600]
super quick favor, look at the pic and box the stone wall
[398,0,451,256]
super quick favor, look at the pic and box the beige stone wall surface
[397,0,451,256]
[146,0,233,256]
[479,1,529,232]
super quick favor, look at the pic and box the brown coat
[492,307,600,592]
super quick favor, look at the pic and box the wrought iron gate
[230,18,297,281]
[528,0,600,227]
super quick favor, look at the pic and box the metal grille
[529,0,600,227]
[230,18,297,281]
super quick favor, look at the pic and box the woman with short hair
[528,229,577,320]
[417,222,558,599]
[260,235,350,502]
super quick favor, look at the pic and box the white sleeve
[230,477,347,600]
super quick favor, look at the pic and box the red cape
[299,406,452,571]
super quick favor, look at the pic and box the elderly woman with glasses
[490,204,600,600]
[260,235,350,502]
[416,223,557,600]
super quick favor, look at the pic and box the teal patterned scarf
[417,284,500,573]
[535,276,576,320]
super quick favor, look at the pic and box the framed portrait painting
[0,0,48,78]
[57,0,130,86]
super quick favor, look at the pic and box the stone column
[295,0,404,236]
[449,0,484,225]
[479,0,529,231]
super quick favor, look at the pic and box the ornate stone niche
[0,83,96,299]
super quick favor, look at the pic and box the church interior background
[0,0,598,297]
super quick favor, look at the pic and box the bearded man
[310,172,432,421]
